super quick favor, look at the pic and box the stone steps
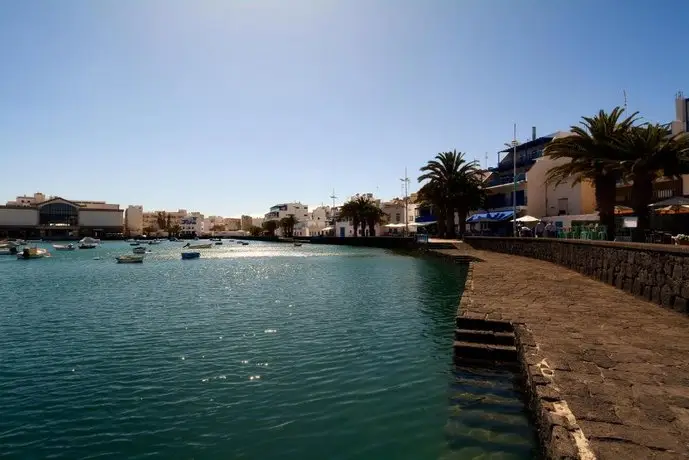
[453,317,518,367]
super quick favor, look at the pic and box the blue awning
[466,211,515,222]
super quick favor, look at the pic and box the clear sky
[1,0,688,217]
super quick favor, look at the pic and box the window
[39,203,79,226]
[395,213,401,222]
[557,198,568,216]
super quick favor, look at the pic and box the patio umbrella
[511,215,540,223]
[614,205,634,215]
[648,196,689,208]
[654,205,689,215]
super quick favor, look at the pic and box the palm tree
[169,224,181,237]
[545,107,639,241]
[416,181,446,237]
[262,220,278,236]
[338,200,361,237]
[156,212,168,233]
[418,150,481,238]
[279,214,298,237]
[619,124,689,240]
[361,200,386,236]
[248,225,262,236]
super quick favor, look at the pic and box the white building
[125,205,144,236]
[264,203,309,236]
[180,212,204,236]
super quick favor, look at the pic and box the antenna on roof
[329,189,337,209]
[623,90,628,110]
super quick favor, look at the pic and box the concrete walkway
[438,246,689,459]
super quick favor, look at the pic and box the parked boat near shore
[181,252,200,260]
[116,255,144,264]
[79,237,100,249]
[183,243,212,249]
[53,244,75,251]
[17,246,50,259]
[133,247,147,254]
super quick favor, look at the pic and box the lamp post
[400,168,410,236]
[510,124,518,237]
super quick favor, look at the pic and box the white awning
[411,221,437,227]
[322,226,334,231]
[385,223,406,228]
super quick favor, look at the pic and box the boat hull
[116,255,144,264]
[181,252,201,260]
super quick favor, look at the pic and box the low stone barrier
[465,237,689,314]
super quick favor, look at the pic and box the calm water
[0,241,536,459]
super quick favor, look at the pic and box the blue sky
[1,0,687,216]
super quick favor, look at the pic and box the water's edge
[423,248,564,460]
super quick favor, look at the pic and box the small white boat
[17,246,50,259]
[116,255,144,264]
[294,242,302,247]
[0,245,17,255]
[133,247,147,254]
[148,239,161,245]
[183,243,212,249]
[53,244,76,251]
[78,237,100,249]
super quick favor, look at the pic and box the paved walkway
[439,246,689,459]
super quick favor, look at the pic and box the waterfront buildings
[0,192,123,238]
[124,205,144,236]
[180,212,204,236]
[224,217,241,231]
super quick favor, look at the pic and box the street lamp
[400,168,410,236]
[504,124,519,237]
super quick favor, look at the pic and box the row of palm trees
[545,107,689,241]
[335,107,689,242]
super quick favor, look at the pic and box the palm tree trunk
[631,175,654,242]
[435,207,446,237]
[352,220,359,237]
[457,207,468,237]
[445,207,455,238]
[595,174,618,241]
[368,220,376,236]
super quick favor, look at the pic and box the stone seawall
[465,237,689,315]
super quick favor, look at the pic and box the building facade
[0,195,123,238]
[125,205,144,236]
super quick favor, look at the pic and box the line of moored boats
[0,237,253,263]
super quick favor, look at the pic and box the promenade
[436,244,689,459]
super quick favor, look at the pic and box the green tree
[418,150,482,238]
[545,107,639,241]
[416,181,446,237]
[361,199,386,236]
[210,224,226,232]
[338,200,362,237]
[279,214,298,237]
[248,225,262,236]
[262,220,278,236]
[619,124,689,240]
[143,225,156,236]
[155,211,170,234]
[169,224,181,237]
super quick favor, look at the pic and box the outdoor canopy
[466,211,515,223]
[511,215,540,223]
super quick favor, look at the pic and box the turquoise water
[0,241,536,459]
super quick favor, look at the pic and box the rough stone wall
[465,237,689,314]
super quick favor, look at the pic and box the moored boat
[53,244,76,251]
[148,239,161,245]
[241,242,249,246]
[130,242,141,246]
[294,242,302,247]
[0,244,18,255]
[181,252,201,260]
[78,237,99,249]
[133,247,147,254]
[17,246,50,259]
[116,255,144,264]
[183,243,212,249]
[214,241,223,245]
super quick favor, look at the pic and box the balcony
[485,173,527,188]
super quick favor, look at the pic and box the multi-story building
[125,205,144,236]
[223,217,241,231]
[240,215,253,231]
[0,193,123,239]
[264,203,310,222]
[252,216,264,229]
[180,212,204,236]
